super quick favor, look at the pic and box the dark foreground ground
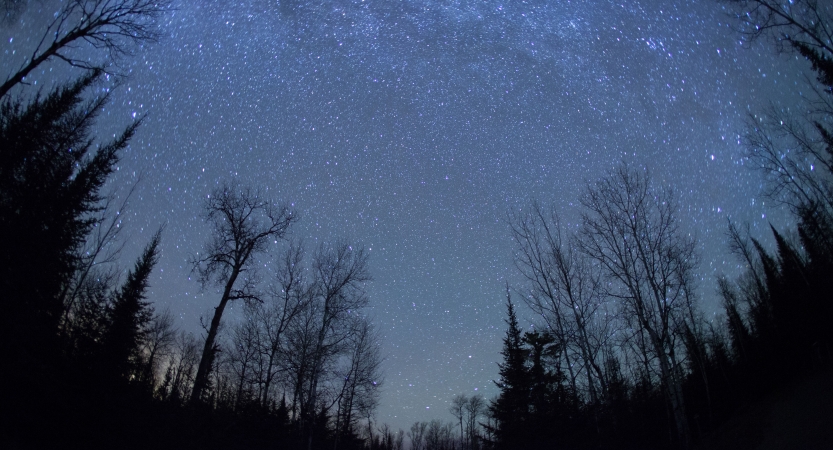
[699,371,833,450]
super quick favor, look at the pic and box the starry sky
[1,0,808,433]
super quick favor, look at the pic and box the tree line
[0,2,387,449]
[3,0,832,449]
[427,1,833,449]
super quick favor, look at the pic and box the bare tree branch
[1,0,171,99]
[189,180,295,404]
[578,164,695,447]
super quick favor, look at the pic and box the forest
[1,0,831,449]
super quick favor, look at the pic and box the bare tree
[729,0,833,60]
[741,103,833,213]
[353,320,383,433]
[227,303,262,409]
[286,289,321,419]
[220,242,312,411]
[393,428,405,450]
[409,421,428,450]
[190,181,295,403]
[511,203,614,403]
[258,242,311,406]
[378,424,405,450]
[464,395,486,450]
[298,242,371,447]
[448,393,485,450]
[140,309,176,386]
[726,2,833,289]
[59,183,136,330]
[1,0,170,99]
[158,331,201,403]
[333,317,383,448]
[578,165,696,447]
[727,0,833,212]
[450,394,467,448]
[424,420,456,450]
[271,240,373,448]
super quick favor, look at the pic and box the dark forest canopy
[1,1,832,449]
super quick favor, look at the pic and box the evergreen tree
[489,288,530,449]
[0,71,142,447]
[100,229,162,382]
[0,67,173,449]
[0,70,140,360]
[522,331,562,413]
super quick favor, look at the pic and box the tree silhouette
[409,421,428,450]
[729,0,833,217]
[334,318,384,449]
[0,0,170,99]
[258,242,310,406]
[463,394,486,450]
[100,228,162,382]
[721,0,833,400]
[489,288,531,449]
[511,202,612,404]
[296,242,371,448]
[450,394,467,448]
[0,70,140,378]
[190,181,294,403]
[731,0,833,92]
[579,164,695,448]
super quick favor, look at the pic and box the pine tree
[0,70,140,359]
[522,331,560,415]
[100,229,162,382]
[0,69,144,448]
[489,288,530,449]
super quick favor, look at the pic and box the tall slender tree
[489,287,530,449]
[464,395,486,450]
[450,394,467,448]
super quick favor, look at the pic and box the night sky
[2,0,807,433]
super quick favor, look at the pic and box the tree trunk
[190,268,239,403]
